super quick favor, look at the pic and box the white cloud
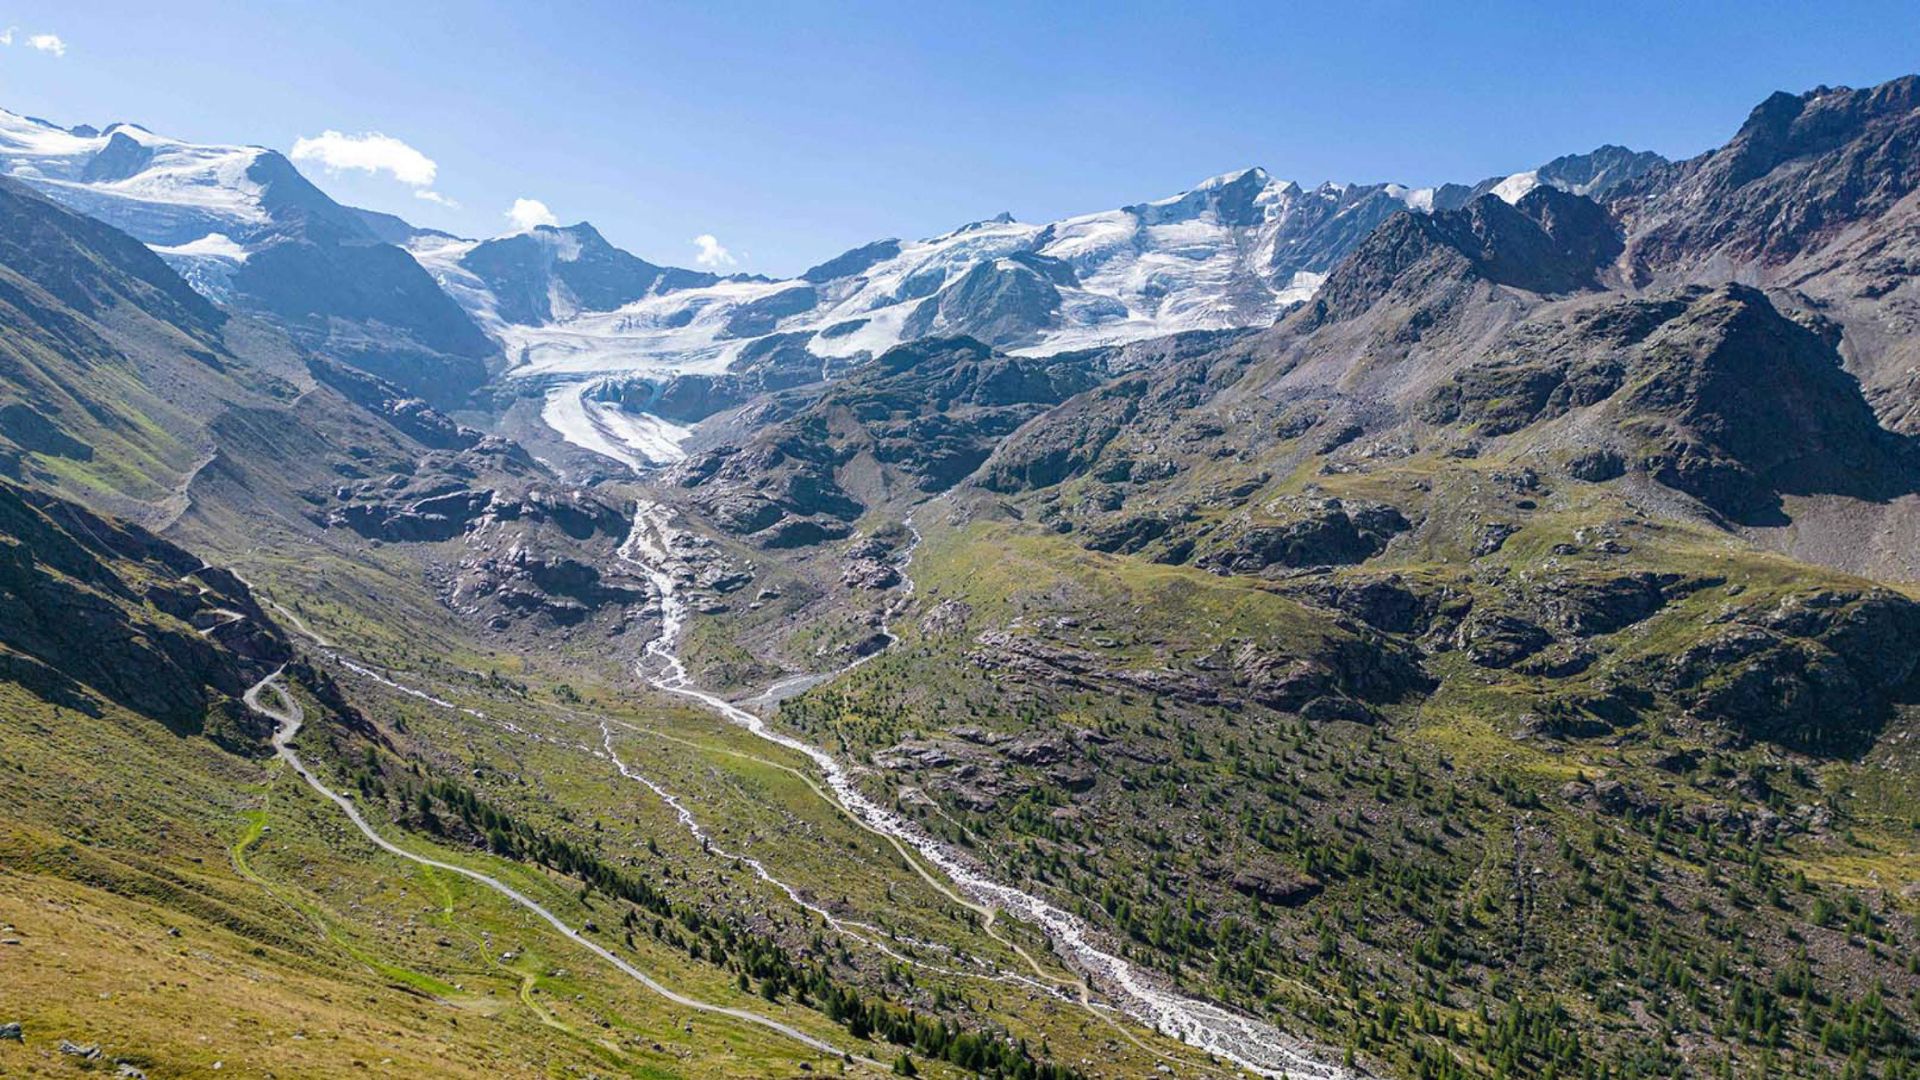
[506,198,558,231]
[289,130,437,187]
[413,189,459,208]
[26,33,64,56]
[692,234,736,268]
[0,28,15,46]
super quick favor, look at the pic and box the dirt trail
[241,668,876,1070]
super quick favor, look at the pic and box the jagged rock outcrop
[678,337,1101,545]
[331,486,495,542]
[1618,77,1920,274]
[458,222,720,326]
[450,548,646,626]
[841,534,903,590]
[1196,497,1411,573]
[1301,186,1621,327]
[1424,284,1917,521]
[439,486,639,628]
[307,360,483,451]
[979,337,1262,496]
[1647,589,1920,753]
[968,618,1429,722]
[722,285,820,339]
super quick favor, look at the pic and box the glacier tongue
[540,381,693,468]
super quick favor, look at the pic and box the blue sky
[0,1,1914,276]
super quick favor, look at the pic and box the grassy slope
[773,489,1920,1080]
[0,668,917,1078]
[271,632,1230,1079]
[0,549,1230,1080]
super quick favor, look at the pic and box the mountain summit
[0,109,492,403]
[6,68,1920,1080]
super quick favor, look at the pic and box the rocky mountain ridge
[440,152,1665,470]
[8,74,1920,1080]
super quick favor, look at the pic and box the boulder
[1455,610,1554,668]
[1227,863,1322,907]
[1199,497,1409,573]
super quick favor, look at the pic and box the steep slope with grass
[0,110,495,404]
[12,73,1920,1080]
[0,177,305,521]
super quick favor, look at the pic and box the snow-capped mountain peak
[1491,170,1542,204]
[1384,183,1437,212]
[1195,165,1271,189]
[0,108,272,247]
[421,147,1665,470]
[0,101,1672,475]
[0,106,496,402]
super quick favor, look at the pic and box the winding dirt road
[241,667,874,1069]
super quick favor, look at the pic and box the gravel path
[242,667,871,1068]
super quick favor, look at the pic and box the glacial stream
[617,504,1350,1080]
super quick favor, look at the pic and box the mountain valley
[2,73,1920,1080]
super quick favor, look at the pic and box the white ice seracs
[539,382,692,468]
[427,169,1433,470]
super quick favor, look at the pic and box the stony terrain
[5,75,1920,1080]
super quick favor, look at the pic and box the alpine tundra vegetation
[2,8,1920,1079]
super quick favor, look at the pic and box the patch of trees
[414,777,1085,1079]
